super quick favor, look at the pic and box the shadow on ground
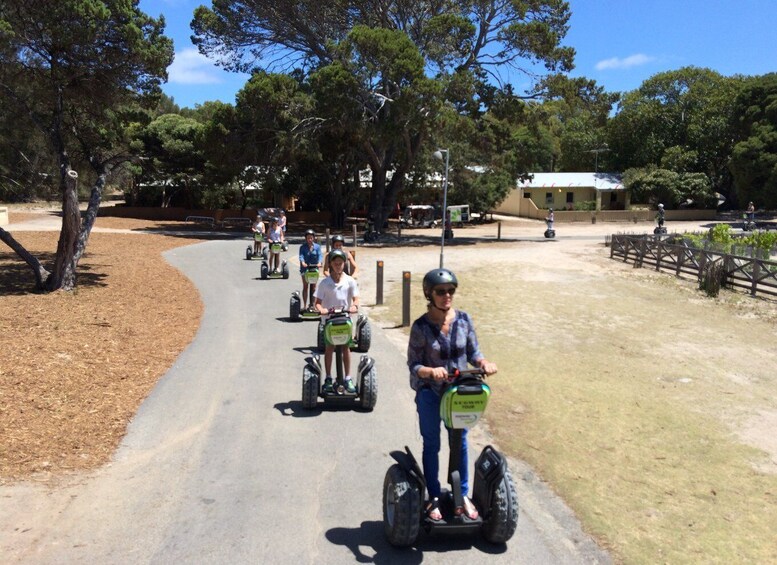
[0,250,108,295]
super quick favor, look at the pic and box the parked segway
[316,313,371,352]
[302,309,377,410]
[290,265,321,321]
[382,367,518,546]
[260,241,289,280]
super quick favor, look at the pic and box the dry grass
[0,224,202,482]
[376,248,777,564]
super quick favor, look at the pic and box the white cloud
[595,54,655,71]
[168,48,223,85]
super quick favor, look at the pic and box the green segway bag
[305,269,319,284]
[440,378,491,429]
[324,316,353,346]
[269,241,283,253]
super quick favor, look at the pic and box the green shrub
[573,200,596,211]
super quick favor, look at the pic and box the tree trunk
[0,227,51,290]
[48,167,80,291]
[74,167,108,265]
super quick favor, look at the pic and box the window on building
[523,191,531,198]
[545,192,552,204]
[566,192,574,203]
[610,191,617,202]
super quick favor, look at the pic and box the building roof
[518,172,623,191]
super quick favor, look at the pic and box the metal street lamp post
[433,149,449,268]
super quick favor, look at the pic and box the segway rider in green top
[299,229,323,310]
[315,249,360,394]
[407,268,497,522]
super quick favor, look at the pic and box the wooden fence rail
[609,234,777,297]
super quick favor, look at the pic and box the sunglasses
[433,287,456,297]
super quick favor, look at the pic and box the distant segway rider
[546,208,555,231]
[251,214,266,257]
[299,229,323,310]
[407,268,497,522]
[315,249,360,394]
[279,210,287,234]
[323,234,358,278]
[267,217,285,273]
[655,203,665,228]
[747,201,755,222]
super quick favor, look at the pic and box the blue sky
[139,0,777,109]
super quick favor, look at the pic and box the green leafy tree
[729,73,777,208]
[137,114,206,207]
[608,67,742,198]
[623,166,714,209]
[192,0,575,228]
[0,0,172,291]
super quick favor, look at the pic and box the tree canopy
[192,0,576,228]
[0,0,173,290]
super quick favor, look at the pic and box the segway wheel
[260,262,269,280]
[383,464,422,547]
[301,365,320,409]
[359,364,377,411]
[245,246,253,261]
[316,320,325,351]
[356,318,372,353]
[261,247,269,260]
[282,262,289,279]
[290,295,301,321]
[481,465,519,544]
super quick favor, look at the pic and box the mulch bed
[0,222,202,483]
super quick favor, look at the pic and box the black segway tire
[262,247,269,260]
[260,262,269,280]
[357,319,372,353]
[481,466,519,544]
[359,365,377,411]
[282,262,289,279]
[290,295,301,321]
[245,246,253,260]
[383,464,422,547]
[317,320,325,351]
[301,365,320,409]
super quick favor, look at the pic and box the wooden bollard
[402,271,411,327]
[376,260,384,305]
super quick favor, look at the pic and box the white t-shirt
[314,274,359,316]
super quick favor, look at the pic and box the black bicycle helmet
[422,268,458,299]
[304,228,316,237]
[328,249,347,263]
[332,234,345,246]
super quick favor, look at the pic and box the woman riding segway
[407,268,497,522]
[323,234,358,278]
[298,229,323,311]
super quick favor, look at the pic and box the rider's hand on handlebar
[328,307,335,315]
[429,367,448,381]
[479,360,498,376]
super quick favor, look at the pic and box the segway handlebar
[326,306,358,316]
[445,367,487,382]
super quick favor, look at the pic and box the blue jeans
[416,387,469,498]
